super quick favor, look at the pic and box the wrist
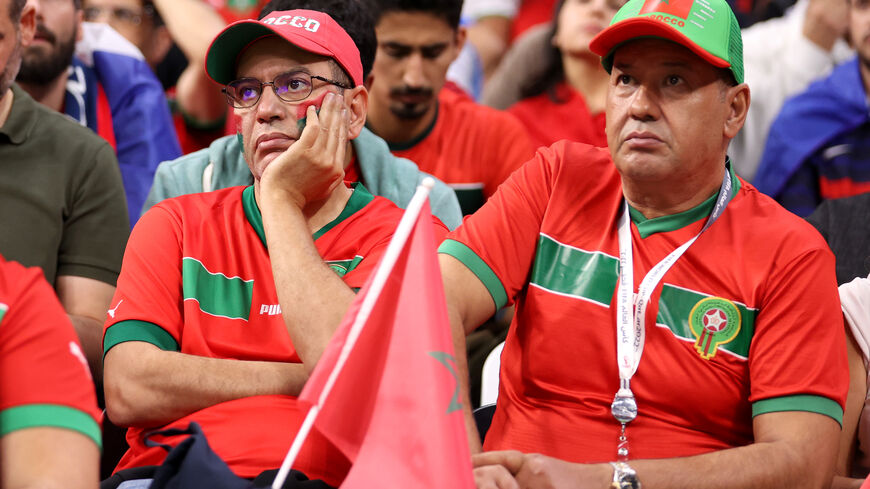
[609,461,641,489]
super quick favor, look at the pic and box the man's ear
[346,85,368,139]
[75,7,83,42]
[453,25,467,63]
[19,2,36,47]
[723,83,750,140]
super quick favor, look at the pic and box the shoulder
[732,180,832,255]
[148,186,246,223]
[441,89,526,130]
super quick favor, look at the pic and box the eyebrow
[380,41,449,50]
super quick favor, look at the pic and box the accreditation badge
[689,297,741,360]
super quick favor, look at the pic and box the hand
[259,91,349,209]
[804,0,849,51]
[473,451,611,489]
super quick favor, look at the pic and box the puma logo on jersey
[107,300,123,318]
[69,341,92,380]
[260,304,283,316]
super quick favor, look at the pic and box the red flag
[294,195,474,489]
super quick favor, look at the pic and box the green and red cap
[205,9,363,87]
[589,0,744,84]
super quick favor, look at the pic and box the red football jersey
[441,141,848,462]
[104,184,447,483]
[390,88,535,215]
[0,256,101,449]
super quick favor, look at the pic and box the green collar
[242,182,375,248]
[629,164,741,239]
[379,102,440,152]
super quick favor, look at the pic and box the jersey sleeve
[439,143,558,310]
[483,110,535,198]
[0,261,101,449]
[57,143,130,286]
[103,204,185,356]
[748,242,848,425]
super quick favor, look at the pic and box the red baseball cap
[205,9,363,87]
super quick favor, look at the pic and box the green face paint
[296,91,330,133]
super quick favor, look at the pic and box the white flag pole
[272,178,436,489]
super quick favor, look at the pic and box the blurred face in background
[369,11,463,122]
[81,0,168,67]
[552,0,625,57]
[17,0,80,85]
[851,0,870,68]
[1,0,35,97]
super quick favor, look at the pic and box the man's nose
[628,84,660,121]
[254,85,287,123]
[402,52,426,88]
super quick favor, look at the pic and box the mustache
[390,86,433,98]
[33,24,57,44]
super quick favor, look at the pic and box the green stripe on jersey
[0,302,7,324]
[656,285,756,358]
[325,256,364,277]
[104,320,179,355]
[1,404,102,449]
[182,257,253,320]
[530,234,619,307]
[530,234,757,357]
[438,239,508,310]
[752,395,843,426]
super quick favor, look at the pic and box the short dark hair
[9,0,26,23]
[259,0,376,81]
[371,0,463,30]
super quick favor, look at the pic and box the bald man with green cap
[437,0,849,487]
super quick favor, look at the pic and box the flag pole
[272,178,436,489]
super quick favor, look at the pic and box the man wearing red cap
[101,8,445,485]
[440,0,849,487]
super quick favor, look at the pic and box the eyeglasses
[83,5,155,26]
[222,71,352,109]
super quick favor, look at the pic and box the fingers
[474,465,520,489]
[472,450,525,475]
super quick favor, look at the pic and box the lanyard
[611,167,733,459]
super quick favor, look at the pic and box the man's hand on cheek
[260,91,350,209]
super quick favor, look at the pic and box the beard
[388,86,433,120]
[17,24,77,86]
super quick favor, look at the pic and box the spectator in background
[807,192,870,284]
[0,254,101,489]
[367,0,534,215]
[142,0,463,230]
[82,0,227,154]
[835,274,870,489]
[507,0,624,149]
[0,0,129,381]
[754,0,867,217]
[483,0,850,182]
[17,0,181,226]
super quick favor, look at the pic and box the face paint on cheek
[296,91,331,133]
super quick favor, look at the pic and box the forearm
[68,314,104,381]
[627,438,836,489]
[175,65,227,123]
[259,191,355,372]
[104,343,307,427]
[150,0,224,62]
